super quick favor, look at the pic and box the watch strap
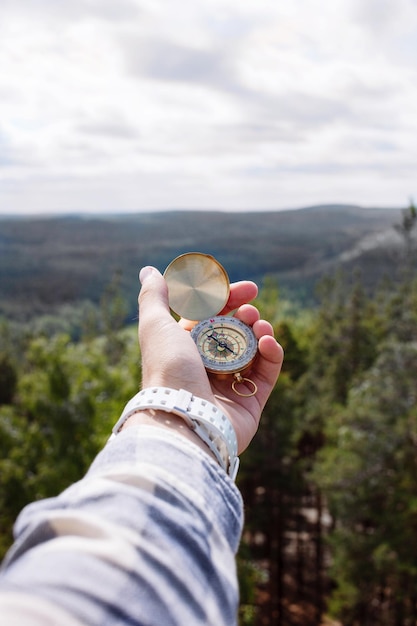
[111,387,240,480]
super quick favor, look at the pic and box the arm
[0,266,283,626]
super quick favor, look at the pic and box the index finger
[219,281,258,315]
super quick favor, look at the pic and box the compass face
[191,316,258,374]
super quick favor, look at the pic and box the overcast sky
[0,0,416,215]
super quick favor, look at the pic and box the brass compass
[164,253,258,397]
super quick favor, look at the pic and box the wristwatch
[111,387,240,480]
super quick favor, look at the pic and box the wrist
[111,387,240,479]
[121,409,218,463]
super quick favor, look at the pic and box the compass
[164,253,258,397]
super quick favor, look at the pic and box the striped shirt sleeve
[0,425,243,626]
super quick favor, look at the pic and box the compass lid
[163,252,230,321]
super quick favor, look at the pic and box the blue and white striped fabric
[0,425,243,625]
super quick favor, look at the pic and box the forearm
[0,425,243,626]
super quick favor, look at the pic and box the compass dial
[191,316,258,374]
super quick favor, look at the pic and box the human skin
[122,266,284,458]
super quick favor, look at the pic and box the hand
[134,266,283,454]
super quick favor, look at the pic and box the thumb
[138,266,172,333]
[139,266,169,307]
[138,265,207,391]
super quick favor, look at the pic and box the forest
[0,204,417,625]
[0,204,400,319]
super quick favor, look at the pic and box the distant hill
[0,205,407,319]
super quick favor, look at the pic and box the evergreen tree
[0,352,17,405]
[314,340,417,625]
[238,288,315,624]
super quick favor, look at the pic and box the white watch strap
[111,387,240,480]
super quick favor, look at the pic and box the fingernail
[139,266,155,284]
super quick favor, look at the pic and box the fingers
[252,327,284,409]
[138,266,170,315]
[226,303,283,408]
[257,333,284,369]
[137,266,174,343]
[220,281,258,314]
[233,303,260,326]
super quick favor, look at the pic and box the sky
[0,0,416,215]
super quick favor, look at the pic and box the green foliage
[0,325,141,560]
[238,543,264,625]
[311,274,417,624]
[223,247,417,622]
[0,352,17,405]
[394,199,417,262]
[1,209,417,625]
[314,351,417,621]
[237,303,312,623]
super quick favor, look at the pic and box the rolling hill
[0,205,407,320]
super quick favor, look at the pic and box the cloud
[76,118,140,140]
[0,0,416,214]
[0,0,141,23]
[128,40,232,87]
